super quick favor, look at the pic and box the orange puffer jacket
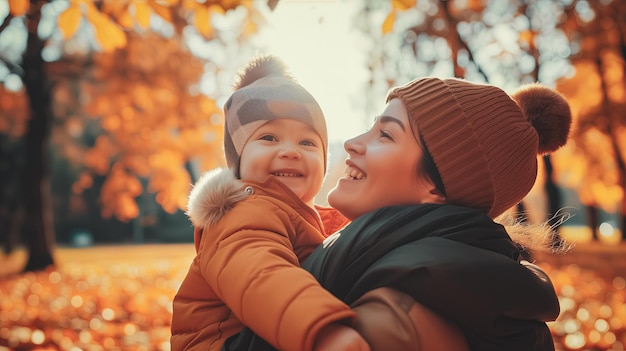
[171,169,353,351]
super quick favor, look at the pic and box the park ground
[1,242,625,350]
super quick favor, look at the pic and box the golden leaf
[200,97,219,115]
[111,22,129,49]
[244,18,257,36]
[134,1,151,29]
[117,194,140,221]
[87,4,128,51]
[208,4,225,15]
[519,30,535,50]
[58,4,83,39]
[467,0,486,12]
[125,176,143,196]
[382,12,396,35]
[102,1,127,17]
[84,149,110,175]
[194,6,213,37]
[149,1,172,22]
[102,114,121,131]
[76,172,94,190]
[101,21,128,51]
[8,0,29,16]
[182,0,200,10]
[392,0,416,11]
[117,10,135,29]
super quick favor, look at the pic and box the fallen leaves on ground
[1,245,625,350]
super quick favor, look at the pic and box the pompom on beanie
[223,55,328,178]
[387,78,572,218]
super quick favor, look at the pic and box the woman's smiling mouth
[346,166,365,180]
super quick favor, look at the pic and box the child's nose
[278,144,301,159]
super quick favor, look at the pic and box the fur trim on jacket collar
[186,168,249,229]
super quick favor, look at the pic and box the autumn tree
[50,32,226,222]
[552,0,626,239]
[0,0,273,272]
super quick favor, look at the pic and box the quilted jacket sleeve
[351,287,469,351]
[196,199,356,351]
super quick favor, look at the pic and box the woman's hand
[313,323,371,351]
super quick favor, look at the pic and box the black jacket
[224,204,560,351]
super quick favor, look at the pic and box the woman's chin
[328,185,355,211]
[327,187,343,207]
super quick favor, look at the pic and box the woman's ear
[421,187,446,204]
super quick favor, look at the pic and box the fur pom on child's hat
[387,78,572,218]
[223,55,328,178]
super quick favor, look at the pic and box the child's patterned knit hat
[223,55,328,178]
[387,78,572,218]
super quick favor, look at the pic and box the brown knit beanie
[387,78,571,218]
[223,55,328,178]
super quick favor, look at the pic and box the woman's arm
[351,287,469,351]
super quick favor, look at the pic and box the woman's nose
[344,134,365,154]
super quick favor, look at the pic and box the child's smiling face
[239,118,325,206]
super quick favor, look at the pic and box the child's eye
[259,134,276,141]
[300,139,316,147]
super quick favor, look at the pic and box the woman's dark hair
[418,133,446,198]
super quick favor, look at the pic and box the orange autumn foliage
[5,0,261,222]
[0,86,29,139]
[9,0,255,52]
[57,32,226,221]
[555,59,626,213]
[8,0,28,17]
[552,0,626,214]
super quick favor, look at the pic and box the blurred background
[1,0,625,350]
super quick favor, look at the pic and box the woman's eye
[259,134,276,141]
[379,130,393,140]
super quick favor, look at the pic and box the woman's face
[328,98,442,220]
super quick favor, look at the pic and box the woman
[224,77,571,351]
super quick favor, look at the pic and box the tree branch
[440,1,488,81]
[0,56,24,76]
[0,14,13,36]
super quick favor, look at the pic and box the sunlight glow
[599,222,614,237]
[598,222,621,244]
[258,1,373,143]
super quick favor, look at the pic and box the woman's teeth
[348,167,365,180]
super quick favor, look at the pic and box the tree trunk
[0,139,24,254]
[586,205,599,241]
[19,0,55,272]
[621,211,626,241]
[542,155,565,246]
[613,138,626,240]
[543,156,561,221]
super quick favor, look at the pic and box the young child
[170,55,366,351]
